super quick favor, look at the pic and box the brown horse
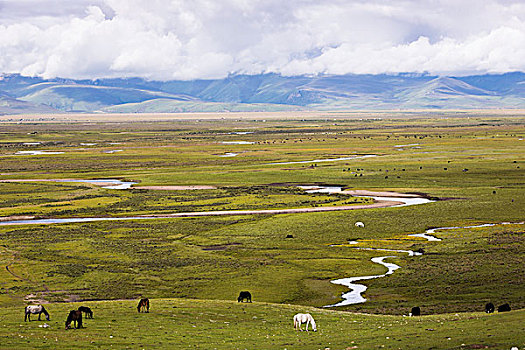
[78,306,93,319]
[65,310,83,329]
[137,298,149,313]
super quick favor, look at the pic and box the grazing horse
[137,298,150,313]
[409,306,421,316]
[78,306,93,319]
[485,302,495,313]
[497,303,511,312]
[65,310,83,329]
[237,291,252,303]
[24,305,50,322]
[293,313,317,332]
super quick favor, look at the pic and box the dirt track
[142,199,404,218]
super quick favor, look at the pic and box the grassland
[0,111,524,348]
[1,299,524,349]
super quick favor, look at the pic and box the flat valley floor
[0,111,523,349]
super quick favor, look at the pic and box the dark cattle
[78,306,93,319]
[65,310,83,329]
[485,302,495,313]
[237,291,252,303]
[497,303,511,312]
[137,298,150,313]
[410,306,421,316]
[286,234,294,239]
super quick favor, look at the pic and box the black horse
[65,310,83,329]
[24,305,50,322]
[137,298,150,313]
[78,306,93,319]
[410,306,421,316]
[497,303,511,312]
[237,291,252,303]
[485,302,495,313]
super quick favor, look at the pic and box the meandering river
[326,221,524,307]
[0,185,433,226]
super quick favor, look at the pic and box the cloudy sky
[1,0,524,80]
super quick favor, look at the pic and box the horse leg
[306,320,310,332]
[38,312,41,321]
[25,312,28,322]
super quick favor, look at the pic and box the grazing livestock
[24,305,50,322]
[355,222,365,227]
[65,310,83,329]
[409,306,421,316]
[293,313,317,332]
[237,291,252,303]
[485,302,495,313]
[78,306,93,319]
[497,303,511,312]
[137,298,150,313]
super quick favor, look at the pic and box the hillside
[2,298,524,349]
[1,72,524,113]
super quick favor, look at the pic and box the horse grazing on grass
[65,310,83,329]
[485,302,495,313]
[409,306,421,316]
[293,313,317,332]
[24,305,50,322]
[237,291,252,303]
[137,298,150,313]
[78,306,93,319]
[498,303,511,312]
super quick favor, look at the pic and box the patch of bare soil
[146,200,403,218]
[0,215,35,221]
[132,185,217,190]
[342,190,420,197]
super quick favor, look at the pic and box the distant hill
[1,72,524,114]
[0,91,60,115]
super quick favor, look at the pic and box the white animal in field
[355,221,365,227]
[24,305,50,321]
[293,313,317,331]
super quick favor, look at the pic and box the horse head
[41,306,50,321]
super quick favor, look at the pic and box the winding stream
[0,185,433,226]
[326,221,525,307]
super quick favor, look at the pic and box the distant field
[1,109,525,123]
[0,111,524,347]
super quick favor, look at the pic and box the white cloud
[0,0,524,79]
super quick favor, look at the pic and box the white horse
[293,313,317,331]
[25,305,50,321]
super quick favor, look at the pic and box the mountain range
[1,72,524,114]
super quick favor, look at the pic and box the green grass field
[0,111,524,348]
[2,299,524,349]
